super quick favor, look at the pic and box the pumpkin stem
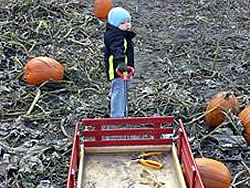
[224,92,232,99]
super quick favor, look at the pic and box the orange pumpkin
[93,0,113,20]
[205,92,239,127]
[195,158,231,188]
[238,105,250,142]
[243,129,250,142]
[24,57,64,85]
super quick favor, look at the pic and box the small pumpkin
[195,158,231,188]
[93,0,113,20]
[238,105,250,142]
[24,56,64,85]
[205,92,239,127]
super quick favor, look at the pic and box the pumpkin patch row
[205,91,250,142]
[196,91,248,188]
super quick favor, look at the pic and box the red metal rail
[67,116,204,188]
[177,119,204,188]
[81,116,174,147]
[67,122,80,188]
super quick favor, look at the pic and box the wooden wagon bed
[79,145,186,188]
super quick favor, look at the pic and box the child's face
[118,19,131,31]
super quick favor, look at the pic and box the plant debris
[0,0,249,187]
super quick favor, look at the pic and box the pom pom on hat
[108,7,131,27]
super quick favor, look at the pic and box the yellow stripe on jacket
[108,39,128,80]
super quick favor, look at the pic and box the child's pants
[110,77,131,118]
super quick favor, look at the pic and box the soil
[0,0,249,187]
[82,152,181,188]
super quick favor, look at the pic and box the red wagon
[67,116,205,188]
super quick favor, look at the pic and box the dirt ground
[0,0,249,187]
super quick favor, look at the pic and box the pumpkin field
[0,0,249,187]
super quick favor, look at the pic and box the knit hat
[108,7,131,27]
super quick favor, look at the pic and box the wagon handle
[116,66,135,80]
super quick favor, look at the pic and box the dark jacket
[104,23,136,81]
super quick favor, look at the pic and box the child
[104,7,136,118]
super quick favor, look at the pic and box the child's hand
[118,62,127,72]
